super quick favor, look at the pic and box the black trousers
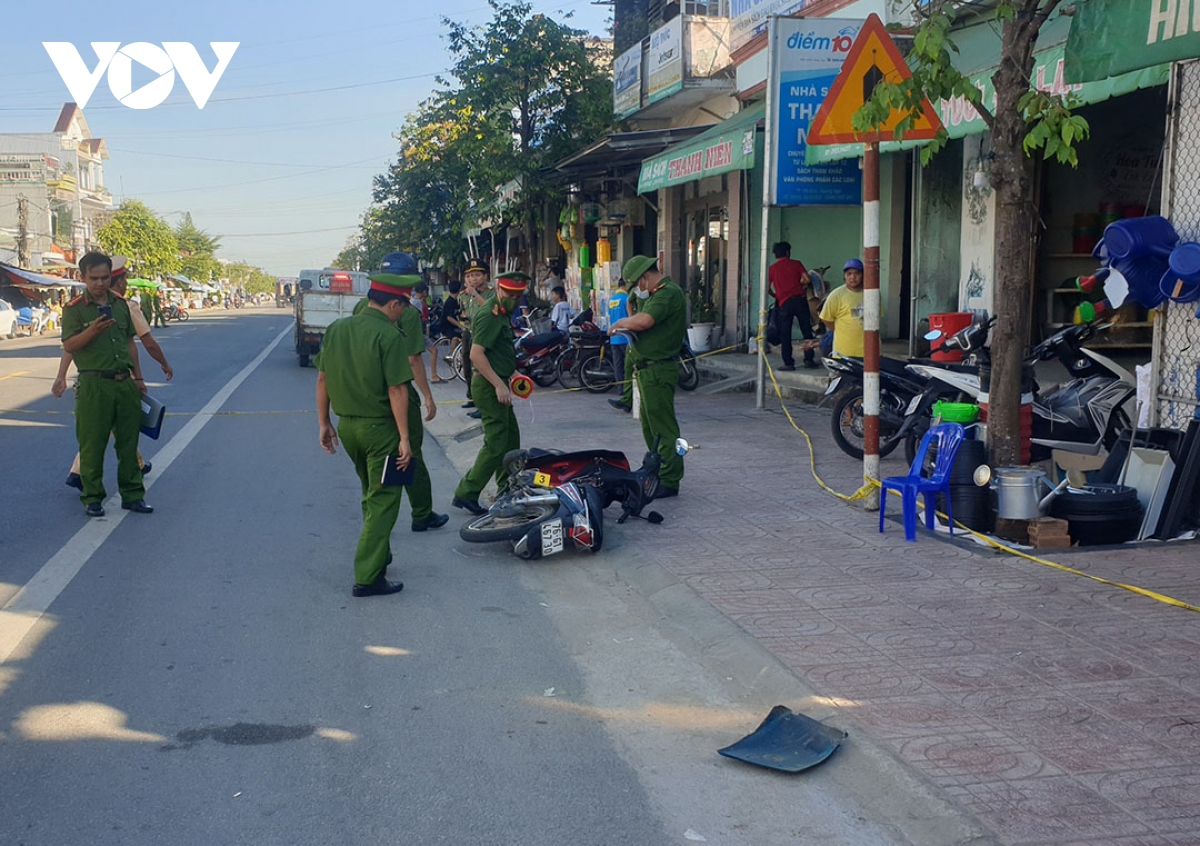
[776,296,814,365]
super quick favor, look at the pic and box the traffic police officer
[317,275,415,597]
[61,251,152,517]
[352,252,449,533]
[451,271,528,515]
[609,255,687,496]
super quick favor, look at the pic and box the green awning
[806,17,1169,165]
[638,104,764,194]
[1066,0,1200,83]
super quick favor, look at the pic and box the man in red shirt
[767,241,817,369]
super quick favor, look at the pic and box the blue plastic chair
[879,423,966,542]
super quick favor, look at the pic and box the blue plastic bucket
[1103,216,1178,261]
[1170,241,1200,277]
[1113,256,1169,308]
[1161,269,1200,303]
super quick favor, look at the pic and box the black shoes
[467,410,482,419]
[412,512,449,532]
[462,401,475,409]
[66,473,83,490]
[121,500,154,514]
[352,576,405,598]
[803,360,819,369]
[657,487,679,498]
[141,461,152,475]
[452,496,486,515]
[85,502,105,517]
[608,399,632,412]
[780,364,796,372]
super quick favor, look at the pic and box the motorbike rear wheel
[459,501,559,543]
[529,357,559,388]
[676,352,700,391]
[831,390,902,460]
[555,348,582,389]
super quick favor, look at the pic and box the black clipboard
[140,394,165,439]
[380,455,415,487]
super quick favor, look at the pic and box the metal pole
[755,20,779,410]
[863,141,881,510]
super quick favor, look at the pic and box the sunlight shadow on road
[13,702,166,742]
[364,645,411,657]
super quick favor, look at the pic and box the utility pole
[16,194,30,268]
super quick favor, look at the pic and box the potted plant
[687,290,718,352]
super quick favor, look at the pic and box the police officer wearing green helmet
[609,255,687,496]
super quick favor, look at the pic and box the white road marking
[0,324,293,666]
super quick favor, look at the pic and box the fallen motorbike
[458,441,664,559]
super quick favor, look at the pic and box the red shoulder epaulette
[66,295,84,307]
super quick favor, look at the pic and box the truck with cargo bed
[293,268,369,367]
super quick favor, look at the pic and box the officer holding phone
[61,251,151,517]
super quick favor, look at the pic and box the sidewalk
[425,374,1200,846]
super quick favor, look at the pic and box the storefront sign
[731,0,808,54]
[1065,0,1200,83]
[613,44,642,118]
[647,18,684,104]
[637,106,762,193]
[804,41,1170,165]
[768,17,863,205]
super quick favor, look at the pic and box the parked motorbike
[904,318,1135,463]
[821,352,935,459]
[458,441,664,559]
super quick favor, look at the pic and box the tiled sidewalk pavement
[430,381,1200,846]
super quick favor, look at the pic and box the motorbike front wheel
[579,353,615,393]
[177,310,189,322]
[459,501,559,543]
[830,390,903,460]
[529,357,559,388]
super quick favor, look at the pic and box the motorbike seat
[526,448,629,466]
[879,357,913,377]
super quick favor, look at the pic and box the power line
[103,147,382,169]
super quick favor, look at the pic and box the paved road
[0,309,977,846]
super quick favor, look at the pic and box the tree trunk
[986,8,1042,468]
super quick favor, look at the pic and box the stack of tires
[1049,483,1143,545]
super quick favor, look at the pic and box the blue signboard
[768,19,863,206]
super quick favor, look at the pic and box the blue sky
[2,0,611,276]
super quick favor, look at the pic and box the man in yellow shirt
[819,259,865,358]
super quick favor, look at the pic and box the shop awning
[554,127,710,178]
[0,262,82,289]
[1065,0,1200,83]
[637,104,764,194]
[806,15,1170,165]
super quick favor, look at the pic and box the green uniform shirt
[61,291,136,372]
[631,277,686,362]
[463,287,491,324]
[316,306,413,418]
[354,296,425,405]
[469,296,517,379]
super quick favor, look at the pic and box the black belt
[633,359,672,371]
[78,370,132,381]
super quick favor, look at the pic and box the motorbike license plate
[906,394,923,415]
[533,472,553,488]
[541,519,564,555]
[823,377,841,397]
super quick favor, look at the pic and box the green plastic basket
[932,401,979,423]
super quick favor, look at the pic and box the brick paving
[428,364,1200,846]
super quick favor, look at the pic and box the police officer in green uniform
[317,276,415,597]
[460,258,491,416]
[609,256,687,496]
[451,272,528,514]
[352,252,449,533]
[61,251,152,517]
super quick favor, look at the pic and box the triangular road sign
[807,13,943,146]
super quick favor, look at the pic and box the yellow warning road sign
[807,13,943,146]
